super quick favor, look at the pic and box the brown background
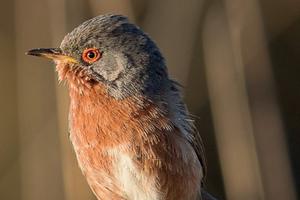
[0,0,299,200]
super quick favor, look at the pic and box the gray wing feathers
[165,80,207,180]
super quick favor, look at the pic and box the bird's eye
[82,48,101,64]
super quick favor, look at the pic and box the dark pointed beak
[26,48,78,63]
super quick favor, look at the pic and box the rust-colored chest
[56,63,202,200]
[67,85,171,199]
[68,85,201,200]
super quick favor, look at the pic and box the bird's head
[27,14,168,99]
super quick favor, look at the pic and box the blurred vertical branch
[0,1,20,199]
[203,2,264,200]
[203,0,297,199]
[14,0,65,199]
[223,0,297,199]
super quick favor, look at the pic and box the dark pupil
[87,51,95,59]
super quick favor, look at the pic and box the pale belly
[69,113,202,199]
[72,142,202,200]
[74,146,162,200]
[111,151,162,200]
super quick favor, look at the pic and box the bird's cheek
[92,59,124,82]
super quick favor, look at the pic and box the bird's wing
[189,123,207,181]
[166,80,207,180]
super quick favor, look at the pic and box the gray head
[27,14,169,99]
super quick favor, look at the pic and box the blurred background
[0,0,299,200]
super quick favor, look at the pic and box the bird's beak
[26,48,78,63]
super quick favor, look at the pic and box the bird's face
[27,14,168,99]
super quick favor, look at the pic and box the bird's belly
[110,150,161,200]
[70,137,159,200]
[68,101,202,200]
[73,143,201,200]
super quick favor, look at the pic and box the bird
[27,14,216,200]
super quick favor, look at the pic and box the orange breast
[58,63,202,200]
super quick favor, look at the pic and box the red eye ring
[82,48,101,64]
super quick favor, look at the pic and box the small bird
[27,14,215,200]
